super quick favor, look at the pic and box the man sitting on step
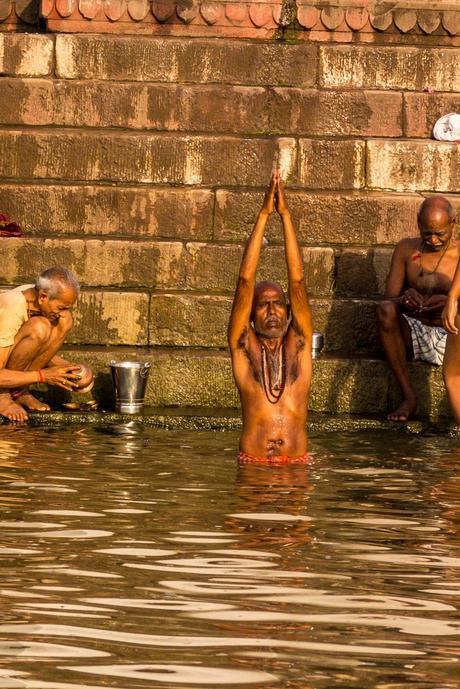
[377,196,459,422]
[228,170,313,463]
[0,266,94,422]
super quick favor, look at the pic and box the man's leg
[377,300,416,421]
[6,315,71,413]
[443,316,460,424]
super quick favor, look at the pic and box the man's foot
[387,399,417,422]
[0,392,28,422]
[15,391,51,413]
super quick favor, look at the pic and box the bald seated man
[377,196,459,421]
[228,171,313,464]
[0,266,94,422]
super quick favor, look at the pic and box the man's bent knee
[21,316,53,344]
[377,300,400,328]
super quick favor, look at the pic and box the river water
[0,424,459,688]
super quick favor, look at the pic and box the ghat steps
[0,34,459,418]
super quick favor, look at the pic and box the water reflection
[0,426,458,688]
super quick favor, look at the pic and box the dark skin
[228,171,312,459]
[442,246,460,424]
[0,284,90,422]
[377,196,459,422]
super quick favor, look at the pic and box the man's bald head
[253,281,286,308]
[418,196,456,228]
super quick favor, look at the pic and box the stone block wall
[0,5,459,416]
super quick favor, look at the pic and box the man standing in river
[227,171,313,463]
[377,196,459,421]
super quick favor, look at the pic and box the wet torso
[234,326,311,458]
[402,238,460,326]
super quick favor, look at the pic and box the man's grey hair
[35,266,80,299]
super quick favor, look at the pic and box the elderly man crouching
[0,266,94,422]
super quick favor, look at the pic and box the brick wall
[0,26,459,415]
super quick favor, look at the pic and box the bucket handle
[140,362,151,378]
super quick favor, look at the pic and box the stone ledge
[5,410,457,437]
[27,1,460,42]
[40,347,452,419]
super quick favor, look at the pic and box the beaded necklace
[261,341,286,404]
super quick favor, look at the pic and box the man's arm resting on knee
[0,347,81,391]
[443,258,460,334]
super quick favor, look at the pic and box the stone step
[1,131,458,193]
[49,347,451,420]
[4,79,460,141]
[0,284,379,353]
[0,79,403,138]
[2,184,459,246]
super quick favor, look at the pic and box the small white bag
[432,113,460,142]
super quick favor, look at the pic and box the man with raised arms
[377,196,459,421]
[228,171,313,464]
[0,266,94,422]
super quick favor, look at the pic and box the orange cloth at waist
[238,451,309,465]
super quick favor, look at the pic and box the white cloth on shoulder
[432,113,460,142]
[403,314,447,366]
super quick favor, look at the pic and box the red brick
[0,238,185,288]
[56,35,317,87]
[335,248,393,298]
[185,243,334,297]
[0,184,214,240]
[299,140,365,190]
[269,89,402,137]
[404,93,460,138]
[0,130,297,186]
[320,46,460,92]
[0,35,53,76]
[214,190,422,245]
[367,140,460,193]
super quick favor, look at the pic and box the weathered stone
[367,140,460,193]
[0,80,270,133]
[299,140,365,190]
[214,190,422,245]
[149,294,378,354]
[0,184,214,239]
[335,248,393,298]
[311,299,379,354]
[309,358,389,414]
[185,243,334,296]
[269,89,402,137]
[0,131,297,186]
[404,93,460,137]
[56,35,317,87]
[320,46,460,92]
[150,294,231,347]
[388,361,450,419]
[69,290,149,345]
[0,238,185,288]
[0,35,53,76]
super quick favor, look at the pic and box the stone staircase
[0,31,459,417]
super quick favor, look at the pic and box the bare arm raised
[227,173,276,351]
[275,176,312,342]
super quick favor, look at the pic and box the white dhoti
[403,314,447,367]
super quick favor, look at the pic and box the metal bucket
[312,332,324,359]
[110,360,151,414]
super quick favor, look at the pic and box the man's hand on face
[260,172,277,217]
